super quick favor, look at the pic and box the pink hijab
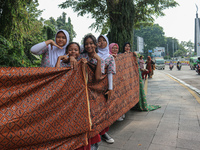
[109,43,119,55]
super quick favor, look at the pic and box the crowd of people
[31,29,159,150]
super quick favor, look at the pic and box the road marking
[166,74,200,103]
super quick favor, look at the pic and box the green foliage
[134,24,165,57]
[164,55,171,60]
[0,35,31,67]
[0,0,33,43]
[0,0,76,67]
[179,40,194,54]
[56,12,77,42]
[43,13,76,42]
[59,0,178,51]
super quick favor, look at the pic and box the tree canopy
[0,0,76,67]
[134,24,165,56]
[59,0,178,51]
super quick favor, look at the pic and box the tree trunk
[107,0,135,52]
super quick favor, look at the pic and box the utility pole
[167,44,169,60]
[172,40,174,61]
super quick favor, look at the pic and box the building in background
[137,36,144,53]
[152,47,165,57]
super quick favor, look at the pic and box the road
[157,65,200,91]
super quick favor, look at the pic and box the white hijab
[97,35,110,60]
[49,29,70,67]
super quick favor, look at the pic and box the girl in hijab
[97,35,116,145]
[109,43,119,58]
[97,35,116,98]
[31,29,70,67]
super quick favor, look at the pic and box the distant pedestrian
[146,56,155,78]
[139,56,145,70]
[139,56,149,79]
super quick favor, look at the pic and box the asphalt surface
[163,65,200,91]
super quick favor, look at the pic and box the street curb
[165,73,200,95]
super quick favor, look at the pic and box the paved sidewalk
[99,70,200,150]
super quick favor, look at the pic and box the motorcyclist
[197,56,200,65]
[177,60,182,70]
[169,61,174,70]
[196,56,200,72]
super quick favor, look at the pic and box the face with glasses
[111,45,119,54]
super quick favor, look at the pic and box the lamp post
[167,44,169,60]
[172,40,174,61]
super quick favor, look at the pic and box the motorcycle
[169,64,173,70]
[177,63,182,70]
[196,64,200,75]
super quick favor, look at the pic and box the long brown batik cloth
[0,65,91,150]
[0,53,139,149]
[87,53,139,138]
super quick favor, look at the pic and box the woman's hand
[60,54,69,63]
[112,54,117,58]
[133,52,137,57]
[45,40,63,49]
[105,90,112,100]
[55,55,68,68]
[80,58,88,64]
[69,56,77,70]
[92,52,101,61]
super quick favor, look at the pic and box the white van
[155,59,165,70]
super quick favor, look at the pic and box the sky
[37,0,200,44]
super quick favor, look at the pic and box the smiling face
[67,43,80,59]
[56,31,67,47]
[112,45,119,54]
[84,37,97,54]
[124,43,131,52]
[98,36,107,49]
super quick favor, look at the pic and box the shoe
[101,132,114,144]
[91,143,99,150]
[122,114,125,119]
[117,116,123,121]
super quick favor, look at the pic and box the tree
[43,12,76,42]
[134,24,165,57]
[0,0,33,46]
[179,40,194,55]
[165,37,179,58]
[59,0,178,51]
[0,0,44,67]
[56,12,76,42]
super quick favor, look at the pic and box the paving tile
[152,131,177,147]
[122,138,151,150]
[177,138,200,150]
[99,70,200,150]
[148,143,176,150]
[178,130,200,141]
